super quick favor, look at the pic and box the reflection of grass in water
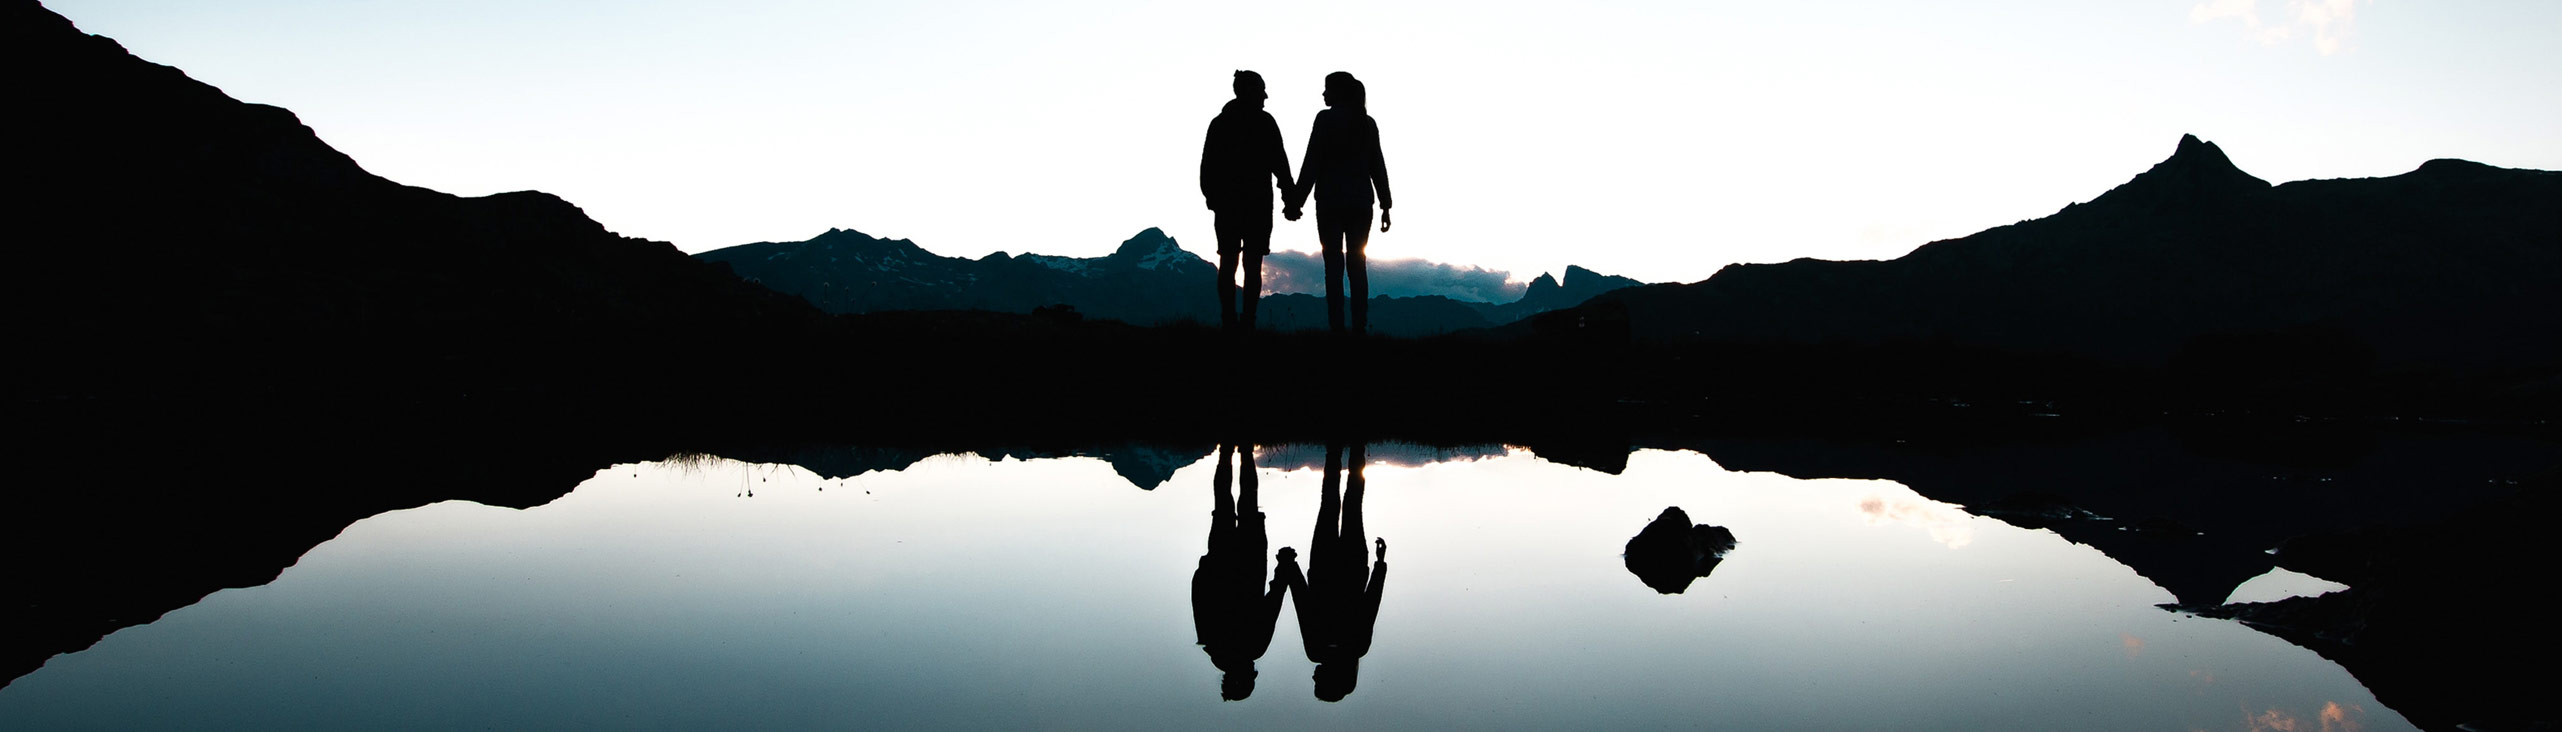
[660,451,730,475]
[657,452,816,498]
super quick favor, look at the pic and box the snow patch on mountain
[1024,254,1094,276]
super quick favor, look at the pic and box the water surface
[0,446,2408,731]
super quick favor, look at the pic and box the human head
[1220,668,1258,701]
[1313,660,1360,702]
[1322,71,1365,111]
[1232,70,1267,102]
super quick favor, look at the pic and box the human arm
[1262,113,1295,201]
[1364,541,1387,611]
[1368,118,1392,231]
[1348,543,1387,656]
[1286,114,1323,214]
[1200,118,1220,210]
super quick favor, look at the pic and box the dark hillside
[3,0,824,687]
[6,0,826,404]
[1589,135,2562,373]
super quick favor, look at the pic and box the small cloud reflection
[2241,702,2363,732]
[2121,633,2145,658]
[1260,251,1526,303]
[1856,493,1978,549]
[2247,707,2301,731]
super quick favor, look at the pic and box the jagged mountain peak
[2162,134,2257,181]
[1561,265,1638,290]
[2081,134,2272,213]
[1108,227,1179,257]
[810,227,924,250]
[1502,265,1647,316]
[1580,134,2561,370]
[1104,227,1208,273]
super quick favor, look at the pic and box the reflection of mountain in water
[717,442,1513,490]
[1622,422,2558,732]
[1050,443,1202,490]
[716,442,1210,490]
[1648,425,2549,606]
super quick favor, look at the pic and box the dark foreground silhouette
[8,5,2558,727]
[1562,134,2562,375]
[1285,72,1393,334]
[1191,444,1287,699]
[1277,443,1388,701]
[1201,70,1293,332]
[1623,507,1738,595]
[19,0,2549,428]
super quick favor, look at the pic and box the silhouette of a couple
[1200,71,1393,334]
[1191,442,1388,701]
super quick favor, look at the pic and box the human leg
[1343,441,1366,550]
[1218,248,1239,330]
[1345,212,1372,334]
[1214,210,1252,331]
[1241,228,1269,331]
[1317,219,1347,333]
[1240,444,1266,562]
[1313,443,1344,574]
[1318,205,1371,333]
[1213,443,1237,521]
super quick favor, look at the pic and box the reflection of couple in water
[1191,442,1388,701]
[1201,70,1393,334]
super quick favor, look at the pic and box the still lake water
[0,445,2406,731]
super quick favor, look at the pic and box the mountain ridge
[1577,135,2562,372]
[10,0,827,402]
[697,226,1652,336]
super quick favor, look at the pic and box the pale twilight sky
[46,0,2562,285]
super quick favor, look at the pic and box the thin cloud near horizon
[2191,0,2364,55]
[1256,250,1533,303]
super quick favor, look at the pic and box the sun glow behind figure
[41,0,2562,286]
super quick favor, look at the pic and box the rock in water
[1623,507,1739,594]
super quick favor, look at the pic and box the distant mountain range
[1573,134,2562,372]
[697,228,1647,337]
[721,441,1210,491]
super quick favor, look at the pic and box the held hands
[1283,205,1303,222]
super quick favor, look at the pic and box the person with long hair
[1275,442,1386,702]
[1283,72,1392,335]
